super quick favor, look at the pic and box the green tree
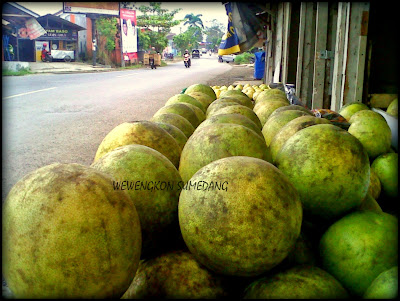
[96,17,118,65]
[136,2,182,52]
[183,13,204,29]
[173,26,202,54]
[204,19,224,51]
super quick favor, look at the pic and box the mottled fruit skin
[348,110,392,159]
[269,115,330,163]
[363,266,398,299]
[150,113,195,138]
[368,168,382,200]
[184,83,217,101]
[275,124,370,221]
[268,104,313,119]
[319,211,398,297]
[121,251,228,299]
[255,88,287,103]
[94,121,181,168]
[155,122,188,151]
[166,94,206,113]
[243,265,349,299]
[186,92,215,110]
[180,102,206,124]
[357,193,383,213]
[386,98,398,117]
[253,100,289,127]
[262,110,311,146]
[91,145,182,258]
[179,124,270,183]
[219,95,254,109]
[153,103,200,128]
[2,163,142,299]
[371,152,398,198]
[179,156,303,277]
[338,101,370,121]
[206,99,239,118]
[196,113,264,140]
[213,104,263,130]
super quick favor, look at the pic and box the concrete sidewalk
[28,61,114,74]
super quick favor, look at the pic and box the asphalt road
[2,55,232,201]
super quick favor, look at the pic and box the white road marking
[116,73,140,78]
[3,87,57,100]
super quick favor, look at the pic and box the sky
[16,2,228,34]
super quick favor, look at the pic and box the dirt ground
[205,64,257,87]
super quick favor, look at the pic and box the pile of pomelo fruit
[3,83,398,299]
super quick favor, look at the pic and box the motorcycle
[41,50,53,62]
[149,57,156,69]
[184,54,191,68]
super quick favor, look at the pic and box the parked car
[192,49,200,58]
[218,54,236,63]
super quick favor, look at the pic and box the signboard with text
[120,8,138,61]
[63,2,119,16]
[42,29,78,40]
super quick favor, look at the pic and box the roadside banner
[120,8,138,61]
[218,2,240,55]
[25,18,47,40]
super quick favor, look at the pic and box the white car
[219,54,236,63]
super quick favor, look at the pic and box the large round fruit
[179,102,206,124]
[165,94,206,113]
[363,266,398,299]
[91,144,182,258]
[184,84,216,101]
[262,110,311,147]
[212,104,263,130]
[253,100,289,127]
[155,122,188,151]
[153,103,200,128]
[206,99,240,118]
[319,211,398,297]
[178,156,302,277]
[275,124,370,221]
[196,113,264,140]
[268,104,313,119]
[94,121,181,168]
[121,251,228,299]
[255,88,287,103]
[186,91,215,109]
[150,113,195,138]
[368,168,381,200]
[179,124,270,183]
[243,265,349,299]
[338,101,370,121]
[386,98,398,117]
[371,152,398,198]
[269,115,330,163]
[348,110,392,159]
[2,163,142,298]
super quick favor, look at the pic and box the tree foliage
[173,26,203,54]
[204,19,225,51]
[136,2,182,52]
[96,17,118,51]
[183,13,204,29]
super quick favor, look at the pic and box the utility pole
[119,2,125,67]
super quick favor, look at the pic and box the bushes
[234,52,254,65]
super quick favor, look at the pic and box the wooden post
[296,2,306,98]
[342,2,370,104]
[331,2,349,111]
[281,2,291,84]
[312,2,329,109]
[273,2,284,83]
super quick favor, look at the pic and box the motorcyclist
[183,49,191,67]
[41,43,51,62]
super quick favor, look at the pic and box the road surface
[2,55,232,201]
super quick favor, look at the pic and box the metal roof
[36,14,86,31]
[2,2,40,27]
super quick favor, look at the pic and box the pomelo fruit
[212,104,263,130]
[262,110,311,147]
[255,88,287,102]
[386,98,398,117]
[219,95,254,109]
[155,122,188,151]
[186,91,215,109]
[275,124,370,221]
[2,163,142,298]
[357,192,383,213]
[363,266,398,299]
[371,152,398,198]
[165,94,206,113]
[91,145,182,258]
[179,102,206,124]
[178,156,302,277]
[243,265,349,299]
[196,113,264,140]
[206,99,241,118]
[94,121,181,168]
[150,113,195,138]
[338,101,370,121]
[121,250,228,299]
[219,89,248,99]
[319,211,398,297]
[348,110,392,159]
[253,100,289,127]
[269,115,330,163]
[367,168,381,200]
[153,103,200,128]
[185,84,216,101]
[179,124,270,183]
[268,104,313,119]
